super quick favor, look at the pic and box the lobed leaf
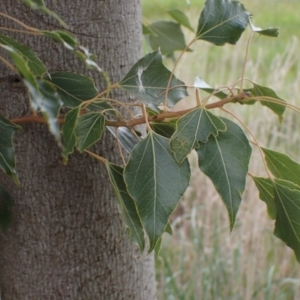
[251,176,276,219]
[0,115,21,182]
[75,112,105,152]
[61,107,80,164]
[119,50,188,110]
[262,148,300,186]
[150,122,176,139]
[124,132,190,252]
[0,185,14,232]
[197,0,250,45]
[107,163,145,251]
[196,117,251,229]
[274,179,300,262]
[170,108,226,163]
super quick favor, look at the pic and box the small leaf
[148,21,189,55]
[0,115,21,182]
[119,50,188,109]
[106,127,140,154]
[196,117,251,229]
[42,30,78,50]
[262,148,300,186]
[0,34,47,76]
[249,18,279,37]
[274,179,300,262]
[27,79,63,144]
[167,9,194,31]
[0,185,14,232]
[249,83,286,124]
[75,112,105,152]
[251,176,276,219]
[197,0,250,45]
[194,76,228,99]
[107,163,145,251]
[61,107,80,164]
[150,122,176,139]
[124,132,190,252]
[170,108,226,163]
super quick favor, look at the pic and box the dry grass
[156,25,300,300]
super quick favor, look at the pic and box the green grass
[142,0,300,299]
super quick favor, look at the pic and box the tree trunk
[0,1,156,299]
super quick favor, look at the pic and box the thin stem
[141,104,152,132]
[240,31,253,93]
[84,150,108,164]
[0,55,17,72]
[0,12,40,33]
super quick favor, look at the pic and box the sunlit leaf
[0,34,47,76]
[147,21,188,55]
[197,0,250,45]
[251,176,276,219]
[75,112,105,152]
[170,108,226,163]
[274,179,300,262]
[0,115,21,182]
[249,83,286,124]
[196,117,251,229]
[61,107,80,164]
[27,79,63,144]
[107,163,145,251]
[167,9,194,31]
[262,148,300,186]
[119,50,188,110]
[124,132,190,252]
[249,18,279,37]
[0,185,14,232]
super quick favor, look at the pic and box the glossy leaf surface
[197,0,250,45]
[119,50,188,109]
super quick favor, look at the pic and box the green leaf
[167,9,194,31]
[249,18,279,37]
[194,76,228,99]
[75,112,105,152]
[147,21,189,55]
[124,132,190,252]
[273,179,300,262]
[249,83,286,124]
[119,50,188,109]
[196,117,251,229]
[0,115,21,182]
[251,176,276,219]
[42,30,78,50]
[107,127,140,154]
[142,24,157,36]
[107,163,145,251]
[0,44,37,88]
[0,185,14,232]
[150,122,176,139]
[197,0,250,45]
[0,34,47,76]
[170,108,226,163]
[27,79,63,144]
[262,148,300,186]
[61,107,80,164]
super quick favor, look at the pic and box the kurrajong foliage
[1,0,300,263]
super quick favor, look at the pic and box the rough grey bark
[0,1,156,299]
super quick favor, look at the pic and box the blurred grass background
[142,0,300,299]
